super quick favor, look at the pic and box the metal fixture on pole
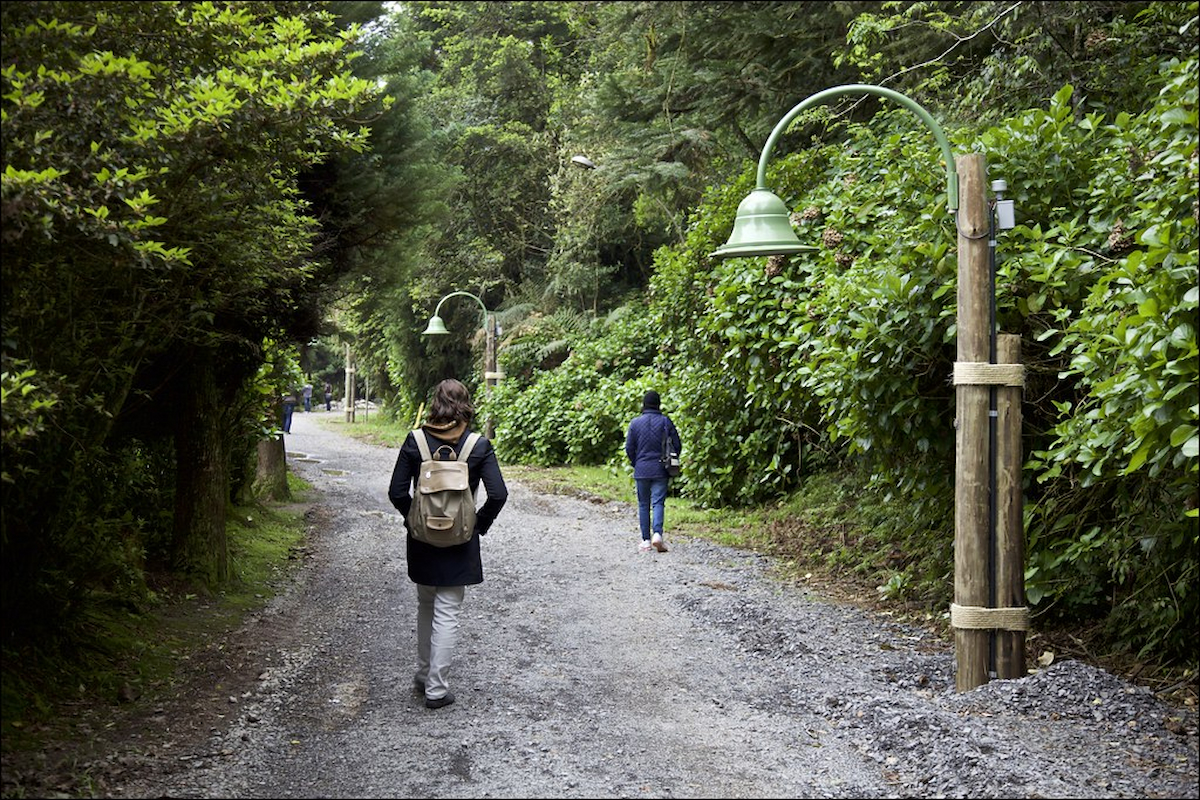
[711,84,1026,691]
[711,84,957,260]
[422,291,502,439]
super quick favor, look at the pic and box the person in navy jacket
[388,378,508,709]
[624,390,681,553]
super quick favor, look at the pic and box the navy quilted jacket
[625,409,681,480]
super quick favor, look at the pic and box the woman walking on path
[387,378,508,709]
[625,390,681,553]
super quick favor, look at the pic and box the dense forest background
[3,0,1196,680]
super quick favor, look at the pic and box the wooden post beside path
[952,155,1029,690]
[484,313,500,440]
[953,153,992,692]
[994,333,1026,679]
[344,344,356,424]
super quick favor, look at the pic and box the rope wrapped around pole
[953,362,1026,387]
[950,602,1030,631]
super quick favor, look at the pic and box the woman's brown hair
[427,378,474,424]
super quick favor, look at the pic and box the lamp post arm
[755,84,958,212]
[433,290,489,328]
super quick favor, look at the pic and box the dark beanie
[643,390,661,410]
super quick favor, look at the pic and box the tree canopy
[3,0,1196,668]
[2,0,386,632]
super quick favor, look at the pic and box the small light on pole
[991,179,1015,230]
[422,291,487,338]
[421,314,450,335]
[570,154,596,169]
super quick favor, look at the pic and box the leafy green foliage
[487,307,659,466]
[494,55,1198,663]
[839,1,1199,126]
[0,361,59,486]
[1014,63,1199,658]
[491,307,594,389]
[2,0,381,641]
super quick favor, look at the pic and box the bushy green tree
[840,1,1198,125]
[488,306,660,465]
[306,2,456,415]
[2,0,380,638]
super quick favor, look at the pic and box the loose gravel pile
[8,411,1195,799]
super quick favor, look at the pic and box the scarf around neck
[422,419,467,443]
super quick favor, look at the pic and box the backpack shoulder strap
[458,432,482,462]
[414,430,433,461]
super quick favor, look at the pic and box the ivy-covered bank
[483,59,1199,665]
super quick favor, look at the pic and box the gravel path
[101,411,1197,799]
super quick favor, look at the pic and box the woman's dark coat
[388,426,508,586]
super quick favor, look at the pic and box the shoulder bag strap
[458,432,482,462]
[414,430,433,461]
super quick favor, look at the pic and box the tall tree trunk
[171,352,228,586]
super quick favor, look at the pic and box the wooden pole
[994,333,1026,679]
[954,153,992,691]
[484,313,497,440]
[344,344,356,423]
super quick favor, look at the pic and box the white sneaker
[651,533,667,552]
[638,540,654,553]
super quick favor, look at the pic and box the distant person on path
[302,382,313,412]
[387,378,508,709]
[281,390,298,433]
[324,381,333,412]
[625,390,681,553]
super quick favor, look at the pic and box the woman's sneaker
[638,540,654,553]
[425,691,455,709]
[651,533,668,552]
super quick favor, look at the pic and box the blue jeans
[636,478,670,540]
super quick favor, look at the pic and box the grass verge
[0,471,314,769]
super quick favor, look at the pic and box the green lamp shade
[710,188,816,259]
[422,315,449,335]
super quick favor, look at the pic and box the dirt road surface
[9,410,1197,799]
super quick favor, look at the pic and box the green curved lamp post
[711,84,958,259]
[422,290,489,336]
[710,84,1023,693]
[422,290,501,438]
